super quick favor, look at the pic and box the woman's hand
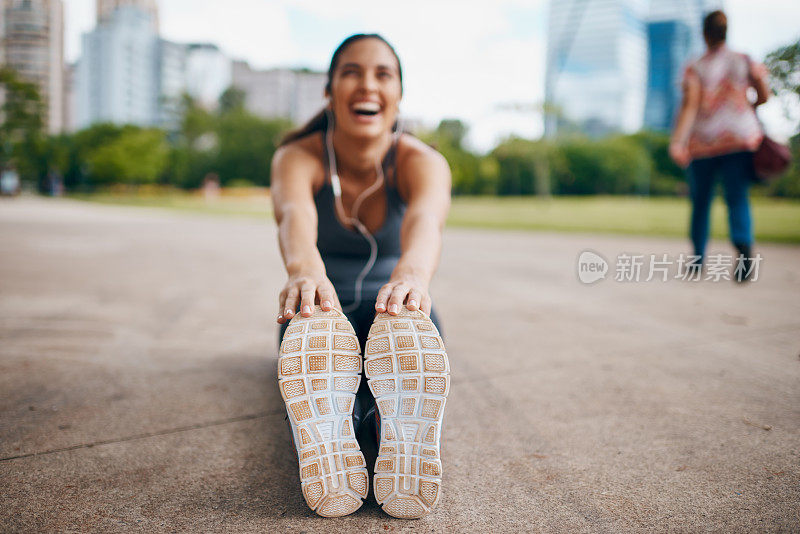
[375,274,431,316]
[669,141,691,169]
[277,273,340,324]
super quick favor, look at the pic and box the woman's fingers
[283,286,300,320]
[375,283,394,313]
[406,288,422,311]
[421,294,432,315]
[300,283,316,317]
[317,282,336,312]
[387,284,410,315]
[376,282,430,315]
[277,289,288,323]
[278,278,341,322]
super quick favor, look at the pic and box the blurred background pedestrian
[669,10,770,278]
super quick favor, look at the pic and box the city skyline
[55,0,800,150]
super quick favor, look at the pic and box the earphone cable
[325,111,387,313]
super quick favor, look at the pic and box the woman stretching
[272,34,451,519]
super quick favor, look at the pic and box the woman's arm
[749,60,770,107]
[271,145,340,323]
[670,70,701,168]
[375,144,451,315]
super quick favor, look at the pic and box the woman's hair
[279,33,403,147]
[703,10,727,47]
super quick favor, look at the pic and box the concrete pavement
[1,197,798,532]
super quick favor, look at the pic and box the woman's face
[328,38,402,140]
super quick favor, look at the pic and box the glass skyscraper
[545,0,722,136]
[644,0,720,131]
[545,0,649,137]
[643,20,692,131]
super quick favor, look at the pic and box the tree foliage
[0,67,45,182]
[6,61,799,198]
[765,39,800,102]
[86,128,169,185]
[164,93,291,188]
[763,38,800,196]
[419,119,497,195]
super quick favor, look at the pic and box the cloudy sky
[63,0,800,151]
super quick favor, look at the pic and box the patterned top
[683,45,767,159]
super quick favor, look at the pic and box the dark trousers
[687,151,755,260]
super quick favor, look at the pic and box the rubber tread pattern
[365,308,449,519]
[278,306,368,517]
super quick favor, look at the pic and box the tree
[0,67,45,183]
[419,119,498,194]
[218,86,247,115]
[165,94,217,188]
[491,137,547,195]
[215,111,291,186]
[763,39,800,198]
[435,119,467,149]
[547,136,651,195]
[765,39,800,134]
[628,131,684,195]
[86,128,169,186]
[765,39,800,103]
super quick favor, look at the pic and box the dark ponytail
[279,33,403,147]
[279,108,330,147]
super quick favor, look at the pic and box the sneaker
[734,243,755,283]
[278,306,368,517]
[364,307,450,519]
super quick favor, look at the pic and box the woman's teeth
[352,102,380,115]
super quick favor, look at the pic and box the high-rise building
[184,43,232,109]
[75,7,237,130]
[545,0,649,137]
[643,20,692,131]
[644,0,723,131]
[0,1,6,65]
[156,39,187,129]
[75,5,158,128]
[2,0,65,134]
[63,62,75,132]
[232,61,326,125]
[96,0,158,30]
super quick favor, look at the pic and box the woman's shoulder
[271,132,327,192]
[396,133,449,172]
[394,133,451,200]
[272,132,326,181]
[275,132,325,164]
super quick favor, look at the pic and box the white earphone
[324,108,402,313]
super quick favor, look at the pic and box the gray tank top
[315,136,406,304]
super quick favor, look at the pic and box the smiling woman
[270,34,452,519]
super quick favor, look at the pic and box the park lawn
[71,192,800,244]
[447,196,800,244]
[70,190,273,219]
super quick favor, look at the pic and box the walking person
[271,34,451,518]
[669,10,770,280]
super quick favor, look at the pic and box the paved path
[1,197,798,532]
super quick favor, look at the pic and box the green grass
[69,191,273,220]
[70,192,800,244]
[448,196,800,244]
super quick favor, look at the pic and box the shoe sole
[365,308,450,519]
[278,306,368,517]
